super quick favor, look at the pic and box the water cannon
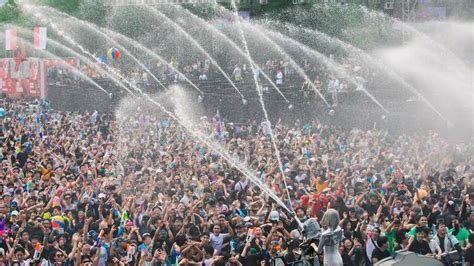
[33,243,43,261]
[126,243,135,262]
[245,227,256,243]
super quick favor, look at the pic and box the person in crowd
[408,227,432,255]
[465,233,474,266]
[371,236,390,264]
[432,221,460,254]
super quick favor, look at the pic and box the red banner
[0,58,38,97]
[0,57,78,99]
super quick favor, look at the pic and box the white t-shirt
[209,233,228,254]
[366,237,378,260]
[234,179,248,191]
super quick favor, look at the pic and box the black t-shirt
[408,240,431,255]
[372,248,390,262]
[362,203,378,217]
[239,253,264,266]
[437,235,446,252]
[465,246,474,265]
[341,250,351,266]
[349,218,358,231]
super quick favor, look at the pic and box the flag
[118,211,128,236]
[33,27,47,50]
[5,29,17,51]
[0,219,4,237]
[97,53,108,65]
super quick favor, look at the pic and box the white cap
[270,210,279,221]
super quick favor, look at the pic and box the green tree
[35,0,81,14]
[261,3,400,50]
[0,0,21,23]
[77,0,108,27]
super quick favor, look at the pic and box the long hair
[321,208,340,230]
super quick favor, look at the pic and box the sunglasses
[56,254,64,258]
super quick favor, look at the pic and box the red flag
[33,27,47,50]
[5,29,17,51]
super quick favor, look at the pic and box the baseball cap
[270,210,279,221]
[234,223,244,229]
[11,210,19,216]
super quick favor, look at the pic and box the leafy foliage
[262,3,365,39]
[183,3,226,20]
[0,0,22,23]
[108,7,155,40]
[261,3,402,50]
[77,0,108,27]
[35,0,80,14]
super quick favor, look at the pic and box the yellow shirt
[413,188,428,203]
[316,180,329,194]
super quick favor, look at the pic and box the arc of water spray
[257,24,389,114]
[24,20,281,217]
[361,6,470,76]
[19,5,136,96]
[290,23,445,120]
[31,4,166,91]
[23,4,204,95]
[227,0,295,214]
[23,9,141,98]
[355,8,468,118]
[16,34,111,97]
[15,5,300,225]
[170,4,289,103]
[88,55,302,227]
[144,6,244,99]
[235,18,330,107]
[101,28,204,95]
[211,3,329,106]
[16,27,141,100]
[142,93,303,228]
[18,7,300,226]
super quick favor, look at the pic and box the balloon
[106,48,120,61]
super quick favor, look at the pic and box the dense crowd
[0,97,473,266]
